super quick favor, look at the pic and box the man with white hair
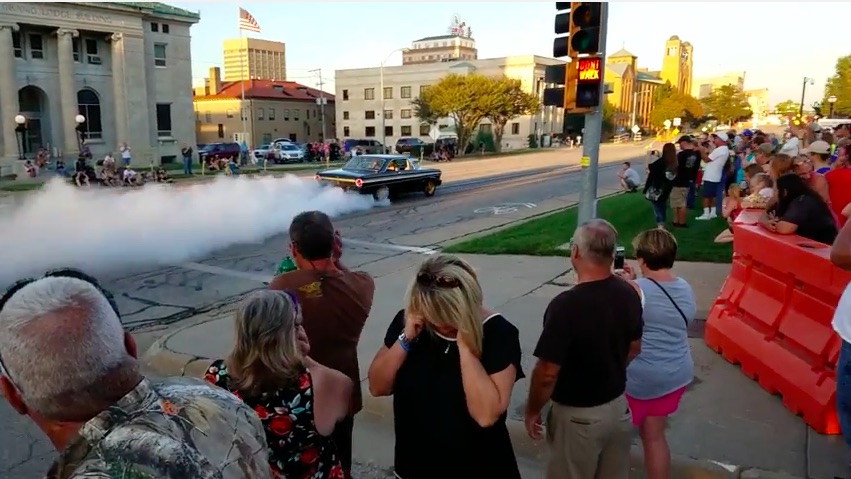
[0,269,272,479]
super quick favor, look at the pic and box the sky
[173,1,851,107]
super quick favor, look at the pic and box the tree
[824,54,851,116]
[652,80,674,106]
[773,99,801,116]
[601,100,616,138]
[701,84,752,125]
[412,96,439,129]
[474,77,540,152]
[649,92,703,128]
[418,74,491,153]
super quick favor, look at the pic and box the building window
[401,86,412,99]
[365,110,376,120]
[76,88,103,140]
[85,38,100,64]
[294,109,300,121]
[262,133,272,144]
[12,32,22,58]
[384,110,393,120]
[419,124,430,136]
[240,107,248,121]
[420,85,430,95]
[401,125,412,136]
[156,103,172,137]
[153,43,167,67]
[511,122,520,135]
[205,111,211,123]
[479,124,492,134]
[365,126,376,137]
[400,109,412,119]
[385,126,393,137]
[284,109,290,121]
[343,111,349,120]
[364,88,375,100]
[29,34,44,60]
[257,108,265,120]
[150,22,159,32]
[72,37,80,62]
[217,124,224,138]
[342,89,349,101]
[226,110,234,118]
[383,87,393,100]
[268,108,276,120]
[162,24,170,34]
[343,126,350,137]
[668,46,677,56]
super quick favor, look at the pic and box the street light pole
[379,48,406,154]
[14,114,26,160]
[829,95,838,119]
[309,68,327,142]
[799,77,814,118]
[75,114,86,150]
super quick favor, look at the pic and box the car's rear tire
[373,185,390,201]
[423,180,437,197]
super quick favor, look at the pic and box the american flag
[238,7,261,33]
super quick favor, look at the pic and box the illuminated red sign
[577,58,601,83]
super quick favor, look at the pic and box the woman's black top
[644,158,673,202]
[777,194,838,244]
[384,310,524,479]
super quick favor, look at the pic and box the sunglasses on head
[0,268,120,387]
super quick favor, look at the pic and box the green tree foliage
[601,100,616,136]
[474,77,540,152]
[649,92,703,127]
[824,54,851,116]
[411,96,439,127]
[701,84,752,125]
[652,80,674,106]
[773,99,801,116]
[418,74,491,153]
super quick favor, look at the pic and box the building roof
[609,48,636,59]
[636,72,664,84]
[101,2,200,21]
[412,34,475,43]
[606,63,629,78]
[195,80,335,102]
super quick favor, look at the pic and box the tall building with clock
[660,35,693,95]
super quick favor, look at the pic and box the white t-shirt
[779,137,799,157]
[123,169,136,180]
[833,282,851,343]
[121,146,132,159]
[702,145,730,183]
[624,168,640,184]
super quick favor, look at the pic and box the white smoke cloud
[0,175,376,286]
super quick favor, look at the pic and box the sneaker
[708,213,718,219]
[695,214,710,220]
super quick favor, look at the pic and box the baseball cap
[677,135,694,143]
[757,143,775,155]
[712,132,729,142]
[801,140,831,155]
[742,129,754,138]
[808,122,822,133]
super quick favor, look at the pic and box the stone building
[0,2,199,175]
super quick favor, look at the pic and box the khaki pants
[545,395,632,479]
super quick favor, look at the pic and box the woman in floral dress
[205,290,353,479]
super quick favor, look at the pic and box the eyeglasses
[0,268,119,389]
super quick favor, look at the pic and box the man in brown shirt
[268,210,375,478]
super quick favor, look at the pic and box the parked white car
[252,144,281,164]
[274,143,305,163]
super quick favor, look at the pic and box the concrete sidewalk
[141,254,847,479]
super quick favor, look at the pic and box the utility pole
[309,68,327,143]
[575,2,609,226]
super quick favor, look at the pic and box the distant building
[222,37,286,81]
[692,72,746,99]
[604,48,665,131]
[402,15,477,65]
[745,88,769,118]
[193,67,334,146]
[335,55,563,150]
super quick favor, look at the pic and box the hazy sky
[173,1,850,106]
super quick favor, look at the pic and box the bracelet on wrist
[397,332,413,352]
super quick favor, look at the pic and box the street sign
[631,124,640,134]
[663,119,672,129]
[673,117,681,127]
[428,124,441,142]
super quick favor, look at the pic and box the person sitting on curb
[0,269,273,479]
[618,161,641,192]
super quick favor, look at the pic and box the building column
[109,32,128,146]
[0,23,19,159]
[55,28,79,155]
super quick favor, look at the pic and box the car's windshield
[281,144,298,151]
[259,144,271,149]
[344,157,385,171]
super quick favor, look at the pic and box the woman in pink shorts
[617,229,696,479]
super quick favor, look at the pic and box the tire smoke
[0,175,376,286]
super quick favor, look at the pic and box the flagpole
[239,8,247,148]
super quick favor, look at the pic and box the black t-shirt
[384,310,524,479]
[780,195,838,245]
[672,149,701,187]
[74,159,86,173]
[534,276,643,408]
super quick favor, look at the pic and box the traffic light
[575,57,602,108]
[568,2,602,57]
[553,2,571,58]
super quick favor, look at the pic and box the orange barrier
[704,209,851,434]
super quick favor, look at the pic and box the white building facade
[334,55,565,151]
[0,2,199,176]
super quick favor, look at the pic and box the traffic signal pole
[575,2,609,226]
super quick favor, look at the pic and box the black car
[395,137,433,155]
[314,155,442,201]
[198,142,241,162]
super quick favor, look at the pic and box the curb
[141,316,774,479]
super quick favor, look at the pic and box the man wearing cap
[803,140,832,174]
[695,132,730,220]
[670,135,701,227]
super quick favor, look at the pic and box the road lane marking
[474,203,537,215]
[180,262,271,282]
[342,239,436,255]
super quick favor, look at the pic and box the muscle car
[314,155,442,201]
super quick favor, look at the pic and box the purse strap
[646,278,689,327]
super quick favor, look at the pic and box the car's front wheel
[373,185,390,201]
[423,179,437,197]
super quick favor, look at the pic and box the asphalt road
[0,145,640,478]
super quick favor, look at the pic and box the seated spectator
[154,166,172,183]
[24,160,37,178]
[368,254,524,479]
[741,173,773,209]
[759,173,838,244]
[205,290,350,479]
[616,229,696,479]
[55,159,66,177]
[74,156,89,187]
[122,167,143,186]
[618,161,641,192]
[227,158,240,176]
[714,184,742,243]
[0,269,273,479]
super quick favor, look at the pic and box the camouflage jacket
[46,376,272,479]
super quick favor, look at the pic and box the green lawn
[444,192,733,263]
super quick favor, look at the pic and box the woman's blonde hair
[727,183,741,200]
[633,228,678,271]
[226,290,304,396]
[405,254,484,355]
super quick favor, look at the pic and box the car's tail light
[355,179,363,188]
[314,175,320,181]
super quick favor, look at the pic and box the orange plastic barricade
[704,213,851,434]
